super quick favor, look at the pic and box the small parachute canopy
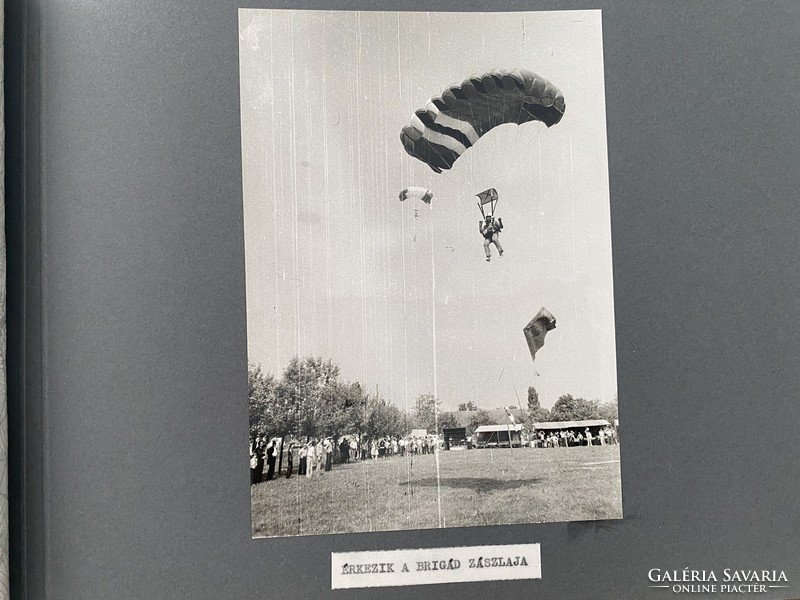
[476,188,498,206]
[399,187,433,205]
[523,307,557,363]
[400,68,566,173]
[476,188,499,217]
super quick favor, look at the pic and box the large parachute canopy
[399,186,433,205]
[400,68,566,173]
[523,307,557,363]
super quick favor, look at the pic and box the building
[442,427,467,450]
[473,424,526,448]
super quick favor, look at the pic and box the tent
[474,424,525,448]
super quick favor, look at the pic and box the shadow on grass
[408,477,542,493]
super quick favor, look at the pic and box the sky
[238,9,617,413]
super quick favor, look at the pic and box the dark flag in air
[523,307,557,363]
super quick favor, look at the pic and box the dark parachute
[523,307,557,363]
[400,68,566,173]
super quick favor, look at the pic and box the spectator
[265,439,277,480]
[324,438,333,472]
[286,443,294,479]
[298,443,307,475]
[306,440,316,478]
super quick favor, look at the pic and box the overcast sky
[238,9,616,412]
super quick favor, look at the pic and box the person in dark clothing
[324,438,333,472]
[479,215,504,262]
[265,439,277,481]
[285,443,294,478]
[250,440,264,485]
[298,443,307,475]
[256,440,264,483]
[252,441,265,484]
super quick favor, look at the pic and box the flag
[523,307,557,363]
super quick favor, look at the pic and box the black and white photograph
[239,8,621,538]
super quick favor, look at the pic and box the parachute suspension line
[397,12,413,517]
[288,12,302,358]
[321,14,333,354]
[355,12,369,386]
[304,16,318,349]
[396,12,402,104]
[431,212,443,529]
[420,15,443,528]
[466,99,479,193]
[538,134,544,263]
[426,11,431,55]
[379,45,391,401]
[505,84,536,189]
[407,17,421,424]
[268,11,280,376]
[569,131,577,276]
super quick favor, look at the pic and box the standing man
[285,442,294,478]
[324,438,333,472]
[265,439,277,481]
[316,438,324,473]
[305,440,316,478]
[298,443,307,476]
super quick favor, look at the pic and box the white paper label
[331,543,542,589]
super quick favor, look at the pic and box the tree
[526,385,550,422]
[437,412,461,433]
[457,401,478,411]
[549,394,601,421]
[248,364,277,437]
[527,386,539,410]
[597,399,618,424]
[365,397,405,439]
[467,410,494,435]
[413,393,441,431]
[314,381,364,441]
[277,356,342,439]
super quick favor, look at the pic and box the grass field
[251,445,622,538]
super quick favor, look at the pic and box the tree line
[250,356,618,442]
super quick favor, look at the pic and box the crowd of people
[346,435,440,461]
[250,427,619,484]
[249,436,336,484]
[249,434,441,484]
[532,426,618,448]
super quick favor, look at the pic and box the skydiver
[479,214,504,261]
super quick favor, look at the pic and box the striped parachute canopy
[400,68,565,173]
[398,187,433,205]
